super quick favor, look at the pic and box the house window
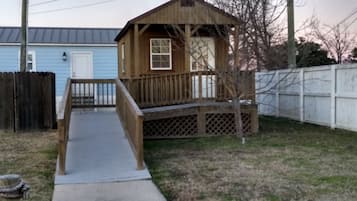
[19,51,36,72]
[27,52,36,72]
[121,43,126,73]
[150,39,172,70]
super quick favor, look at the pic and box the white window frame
[150,38,172,70]
[18,50,37,72]
[27,51,36,72]
[121,43,126,73]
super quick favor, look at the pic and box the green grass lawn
[144,116,357,201]
[0,132,57,201]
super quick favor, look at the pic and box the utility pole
[20,0,29,72]
[287,0,296,68]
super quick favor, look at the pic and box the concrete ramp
[55,110,151,185]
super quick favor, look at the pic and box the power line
[30,0,59,7]
[324,7,357,34]
[30,0,117,15]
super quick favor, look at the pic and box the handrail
[115,79,144,170]
[57,78,72,175]
[122,71,255,108]
[71,79,116,108]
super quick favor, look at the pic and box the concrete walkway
[53,109,165,201]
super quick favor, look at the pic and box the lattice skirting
[143,110,256,139]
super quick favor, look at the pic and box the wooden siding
[139,25,186,75]
[119,25,230,77]
[135,0,238,25]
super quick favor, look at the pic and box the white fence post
[299,68,304,122]
[331,65,336,129]
[275,71,280,117]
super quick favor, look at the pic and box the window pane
[28,54,32,62]
[152,55,161,62]
[161,40,169,46]
[152,46,160,53]
[152,62,161,68]
[161,46,170,53]
[160,55,170,63]
[152,40,160,46]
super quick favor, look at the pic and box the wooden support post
[251,107,259,133]
[185,24,191,72]
[57,120,66,175]
[198,71,203,101]
[134,24,140,75]
[136,116,144,170]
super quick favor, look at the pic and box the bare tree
[310,17,357,64]
[212,0,287,71]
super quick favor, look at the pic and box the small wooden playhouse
[115,0,258,138]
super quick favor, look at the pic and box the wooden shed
[114,0,258,138]
[115,0,239,78]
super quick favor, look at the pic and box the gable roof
[115,0,239,41]
[0,27,121,45]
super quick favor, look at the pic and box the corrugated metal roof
[0,27,121,44]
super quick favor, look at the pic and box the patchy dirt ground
[145,117,357,201]
[0,131,57,201]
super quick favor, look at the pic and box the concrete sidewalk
[53,180,166,201]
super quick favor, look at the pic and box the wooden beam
[191,25,202,35]
[139,24,150,35]
[134,24,140,75]
[185,24,191,72]
[173,24,185,36]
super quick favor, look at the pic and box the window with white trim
[150,39,172,70]
[121,43,126,73]
[18,51,36,72]
[27,51,36,72]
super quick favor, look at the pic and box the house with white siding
[0,27,120,106]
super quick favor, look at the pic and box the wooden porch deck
[55,109,151,185]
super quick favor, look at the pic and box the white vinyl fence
[256,64,357,132]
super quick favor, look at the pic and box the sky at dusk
[0,0,356,34]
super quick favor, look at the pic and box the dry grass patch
[145,117,357,201]
[0,131,57,201]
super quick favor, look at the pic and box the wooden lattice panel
[144,115,198,138]
[205,113,252,136]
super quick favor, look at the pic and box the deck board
[55,109,151,185]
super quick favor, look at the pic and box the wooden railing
[122,71,255,108]
[57,79,72,175]
[115,79,144,170]
[71,79,116,108]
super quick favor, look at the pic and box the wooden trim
[172,24,185,36]
[191,25,202,35]
[134,24,140,75]
[185,24,191,72]
[139,24,151,35]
